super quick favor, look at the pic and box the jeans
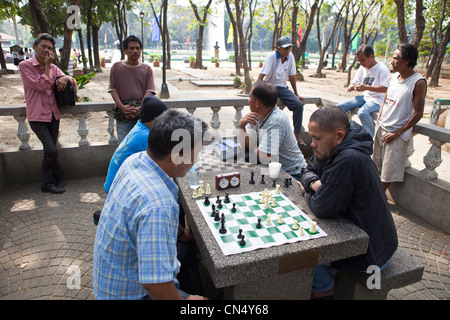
[276,86,304,134]
[312,260,391,293]
[116,118,138,143]
[336,96,380,138]
[29,114,64,189]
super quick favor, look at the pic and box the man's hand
[355,83,368,92]
[296,94,304,103]
[186,295,209,300]
[121,104,141,119]
[45,51,54,67]
[239,112,261,129]
[55,76,70,91]
[347,84,356,93]
[380,131,400,144]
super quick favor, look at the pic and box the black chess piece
[239,234,246,246]
[216,195,221,203]
[217,199,223,209]
[224,192,230,203]
[211,204,216,217]
[256,218,262,229]
[272,179,277,188]
[237,228,243,239]
[289,178,292,185]
[260,174,265,184]
[231,203,237,212]
[204,195,210,205]
[284,178,289,187]
[219,213,227,234]
[249,171,255,184]
[214,210,220,221]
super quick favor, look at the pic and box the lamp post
[140,11,144,63]
[160,0,170,98]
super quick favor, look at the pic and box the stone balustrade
[1,97,449,181]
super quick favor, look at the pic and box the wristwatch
[309,180,318,190]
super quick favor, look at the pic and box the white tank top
[379,72,425,141]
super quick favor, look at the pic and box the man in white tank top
[373,43,427,191]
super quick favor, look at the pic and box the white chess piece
[265,214,272,226]
[260,192,265,203]
[278,214,284,224]
[198,181,204,196]
[275,184,280,194]
[205,183,211,195]
[299,226,305,236]
[292,220,299,230]
[310,221,317,233]
[192,188,198,199]
[271,198,277,207]
[264,197,270,209]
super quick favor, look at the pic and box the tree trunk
[224,0,241,75]
[411,0,425,48]
[77,29,88,73]
[395,0,408,44]
[235,0,251,93]
[296,0,319,62]
[0,41,7,69]
[92,24,101,72]
[60,0,79,73]
[429,21,450,87]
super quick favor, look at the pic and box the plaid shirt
[93,151,180,300]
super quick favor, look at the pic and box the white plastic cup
[268,162,282,179]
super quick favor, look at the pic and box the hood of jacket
[334,121,373,157]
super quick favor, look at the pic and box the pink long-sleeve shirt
[19,56,76,122]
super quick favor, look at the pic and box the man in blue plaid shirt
[93,109,208,300]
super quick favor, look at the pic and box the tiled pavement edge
[0,177,449,300]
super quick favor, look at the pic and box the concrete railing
[1,97,449,233]
[1,97,449,180]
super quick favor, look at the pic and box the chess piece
[292,220,299,230]
[260,192,265,204]
[198,180,204,196]
[224,192,230,203]
[249,171,255,184]
[231,203,237,212]
[299,226,305,236]
[219,213,227,234]
[310,221,317,233]
[204,195,210,205]
[271,198,277,207]
[217,199,223,209]
[260,174,265,184]
[214,210,220,222]
[205,183,211,195]
[216,195,220,203]
[265,215,272,226]
[275,184,281,194]
[277,214,284,224]
[239,234,246,246]
[192,188,198,198]
[256,218,262,229]
[237,228,243,239]
[211,204,216,217]
[284,178,289,188]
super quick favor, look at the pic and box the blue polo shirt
[104,120,149,193]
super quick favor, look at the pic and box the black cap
[276,36,293,48]
[140,95,168,123]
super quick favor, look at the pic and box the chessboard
[195,189,327,256]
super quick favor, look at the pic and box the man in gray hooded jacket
[300,106,398,298]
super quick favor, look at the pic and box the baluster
[419,138,443,180]
[405,134,416,168]
[13,115,32,151]
[186,107,196,115]
[209,106,222,146]
[233,106,244,137]
[77,114,90,146]
[106,111,118,145]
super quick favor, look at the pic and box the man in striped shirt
[93,109,208,300]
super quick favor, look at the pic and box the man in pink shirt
[19,33,77,194]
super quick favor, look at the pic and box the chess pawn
[277,214,284,224]
[192,188,198,199]
[292,220,299,230]
[299,226,305,236]
[271,198,277,207]
[265,215,272,226]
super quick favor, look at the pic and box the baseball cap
[276,36,294,48]
[140,95,168,123]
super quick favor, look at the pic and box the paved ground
[0,176,448,300]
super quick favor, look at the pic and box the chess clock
[215,172,241,190]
